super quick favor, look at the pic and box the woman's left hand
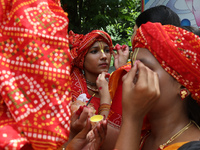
[96,72,111,104]
[113,44,129,69]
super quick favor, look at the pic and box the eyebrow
[90,45,109,49]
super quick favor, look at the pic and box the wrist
[98,103,111,114]
[100,98,111,104]
[100,93,111,104]
[122,112,144,124]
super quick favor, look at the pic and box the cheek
[84,57,98,66]
[107,54,111,61]
[85,54,98,62]
[158,71,178,97]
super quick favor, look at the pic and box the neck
[148,114,190,138]
[84,73,98,85]
[84,72,99,94]
[142,100,200,150]
[146,104,190,146]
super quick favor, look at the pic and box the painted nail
[76,106,83,116]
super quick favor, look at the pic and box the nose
[100,50,107,60]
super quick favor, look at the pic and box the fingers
[136,61,148,88]
[70,106,83,123]
[71,106,89,128]
[137,61,160,100]
[122,60,138,87]
[93,120,108,145]
[122,60,160,119]
[122,45,128,50]
[113,44,128,58]
[114,43,122,51]
[78,107,89,123]
[105,73,110,79]
[76,118,92,139]
[154,72,160,99]
[114,44,128,52]
[112,51,117,58]
[96,72,109,86]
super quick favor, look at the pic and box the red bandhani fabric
[69,30,113,112]
[132,22,200,102]
[0,0,71,149]
[70,67,100,112]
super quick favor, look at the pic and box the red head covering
[132,22,200,102]
[69,30,113,69]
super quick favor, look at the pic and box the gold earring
[180,89,189,100]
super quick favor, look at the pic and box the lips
[99,63,108,67]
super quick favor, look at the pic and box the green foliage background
[61,0,141,46]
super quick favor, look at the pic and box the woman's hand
[96,72,111,117]
[69,106,90,139]
[113,44,129,69]
[96,72,111,104]
[122,60,160,120]
[66,119,108,150]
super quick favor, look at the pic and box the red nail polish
[76,106,83,116]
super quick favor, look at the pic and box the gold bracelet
[98,103,111,114]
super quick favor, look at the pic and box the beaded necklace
[87,84,99,93]
[86,79,96,86]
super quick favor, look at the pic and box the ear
[179,86,191,100]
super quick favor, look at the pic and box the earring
[180,89,189,100]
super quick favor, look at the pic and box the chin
[99,69,108,73]
[103,69,109,72]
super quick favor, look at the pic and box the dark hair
[186,95,200,126]
[136,5,181,27]
[181,26,200,37]
[178,141,200,150]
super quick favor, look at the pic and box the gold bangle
[98,103,111,114]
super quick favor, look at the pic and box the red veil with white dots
[0,0,71,149]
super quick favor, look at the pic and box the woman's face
[135,48,182,112]
[83,41,111,76]
[131,25,138,43]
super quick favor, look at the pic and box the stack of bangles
[98,103,111,114]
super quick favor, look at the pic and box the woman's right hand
[122,60,160,120]
[69,106,90,139]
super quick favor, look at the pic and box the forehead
[91,41,109,47]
